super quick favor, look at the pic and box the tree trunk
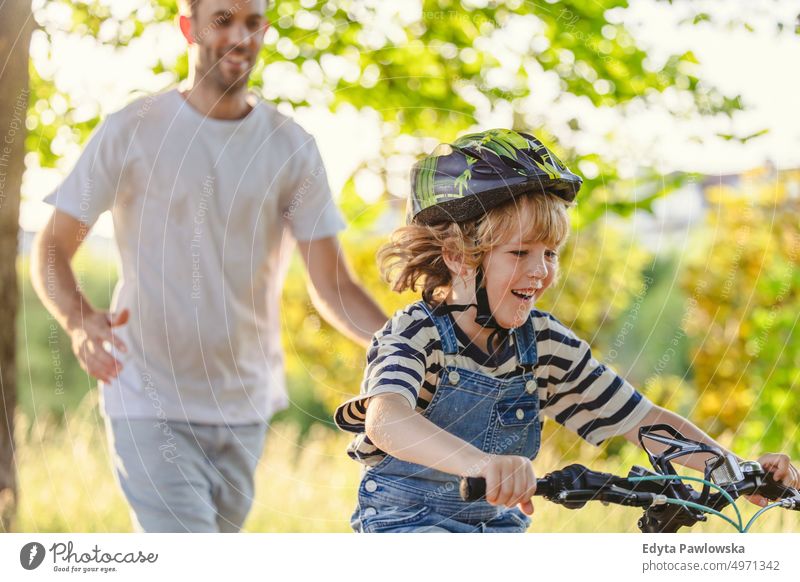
[0,0,34,533]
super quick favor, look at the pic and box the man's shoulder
[107,89,178,126]
[252,99,321,150]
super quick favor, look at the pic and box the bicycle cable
[743,501,789,533]
[628,474,743,531]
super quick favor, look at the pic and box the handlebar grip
[460,477,486,502]
[459,476,550,502]
[757,472,800,502]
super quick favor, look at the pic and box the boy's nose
[527,259,548,280]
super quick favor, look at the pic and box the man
[31,0,386,532]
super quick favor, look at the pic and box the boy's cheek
[541,271,558,293]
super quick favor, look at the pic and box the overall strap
[512,315,538,369]
[417,301,459,355]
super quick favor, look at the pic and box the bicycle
[460,424,800,533]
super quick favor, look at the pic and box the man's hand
[746,453,800,507]
[69,308,130,383]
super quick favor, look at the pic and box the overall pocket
[422,367,498,452]
[360,505,433,533]
[491,393,541,458]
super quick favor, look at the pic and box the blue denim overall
[352,301,541,533]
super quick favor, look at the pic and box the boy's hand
[745,453,800,508]
[480,454,537,515]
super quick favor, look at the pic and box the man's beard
[213,67,250,93]
[201,48,252,94]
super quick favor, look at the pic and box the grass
[12,251,797,533]
[13,393,796,533]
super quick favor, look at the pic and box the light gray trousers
[105,417,267,532]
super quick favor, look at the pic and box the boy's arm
[365,392,538,512]
[622,404,800,501]
[621,404,735,472]
[365,393,489,476]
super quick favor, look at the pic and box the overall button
[525,380,537,394]
[364,480,378,493]
[515,408,525,421]
[448,371,460,385]
[363,507,377,517]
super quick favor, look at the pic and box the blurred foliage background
[13,0,800,531]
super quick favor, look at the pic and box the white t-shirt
[45,89,346,424]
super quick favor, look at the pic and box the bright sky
[20,0,800,237]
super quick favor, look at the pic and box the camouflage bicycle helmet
[409,128,582,226]
[408,129,582,352]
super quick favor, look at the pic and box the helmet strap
[473,265,511,353]
[437,265,511,354]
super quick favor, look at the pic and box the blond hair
[379,192,572,305]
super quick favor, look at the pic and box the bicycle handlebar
[460,473,666,508]
[460,464,800,508]
[457,425,800,532]
[460,463,800,534]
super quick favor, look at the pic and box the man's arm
[31,209,128,382]
[297,236,386,347]
[32,210,91,332]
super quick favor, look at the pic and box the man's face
[186,0,268,93]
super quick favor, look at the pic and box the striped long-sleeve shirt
[334,302,653,466]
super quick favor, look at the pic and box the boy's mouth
[511,289,535,302]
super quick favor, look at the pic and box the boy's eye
[508,249,558,260]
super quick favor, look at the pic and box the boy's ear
[442,247,469,277]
